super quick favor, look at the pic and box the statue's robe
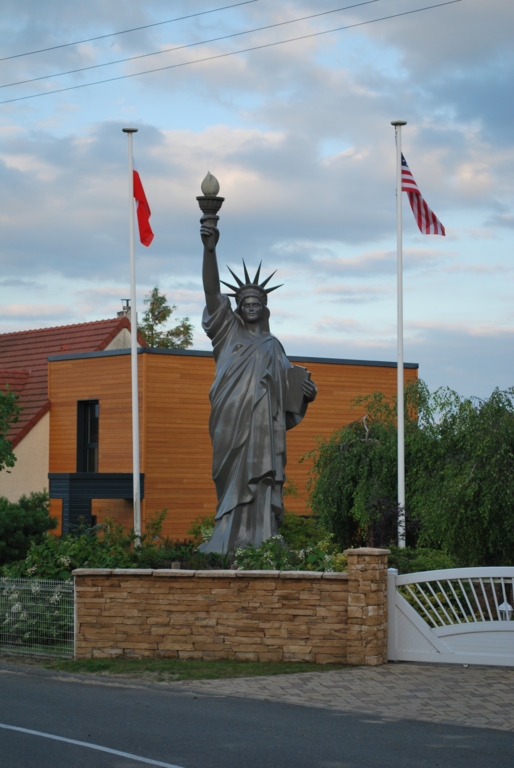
[198,295,307,554]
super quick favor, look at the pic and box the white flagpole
[122,127,141,538]
[391,119,407,548]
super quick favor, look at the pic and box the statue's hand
[302,379,317,403]
[201,224,220,253]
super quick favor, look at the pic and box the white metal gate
[387,567,514,667]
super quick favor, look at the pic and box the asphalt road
[0,665,513,768]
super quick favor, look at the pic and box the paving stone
[165,662,514,732]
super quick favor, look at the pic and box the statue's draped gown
[198,295,307,554]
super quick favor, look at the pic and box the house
[0,316,146,517]
[46,345,418,539]
[1,316,418,539]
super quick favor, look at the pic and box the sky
[0,0,513,399]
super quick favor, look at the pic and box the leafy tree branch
[0,385,20,473]
[138,287,194,349]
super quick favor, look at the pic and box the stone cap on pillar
[343,547,391,556]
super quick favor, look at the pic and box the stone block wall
[73,548,390,665]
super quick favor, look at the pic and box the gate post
[344,547,390,666]
[387,568,398,661]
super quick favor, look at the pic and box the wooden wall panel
[92,499,134,530]
[49,356,144,474]
[144,354,216,540]
[49,498,62,537]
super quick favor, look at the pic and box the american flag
[401,154,445,236]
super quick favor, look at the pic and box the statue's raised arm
[197,172,225,315]
[201,222,222,315]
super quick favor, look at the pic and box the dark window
[77,400,99,473]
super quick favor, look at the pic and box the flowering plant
[233,534,347,572]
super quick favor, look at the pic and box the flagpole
[391,119,407,549]
[122,127,141,539]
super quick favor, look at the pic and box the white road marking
[0,723,185,767]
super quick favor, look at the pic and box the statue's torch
[197,172,224,230]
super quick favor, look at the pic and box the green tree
[138,287,194,349]
[0,385,20,472]
[304,381,514,567]
[0,491,57,566]
[304,380,428,552]
[412,386,514,567]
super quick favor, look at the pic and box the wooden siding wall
[49,353,417,540]
[94,499,134,529]
[48,355,146,525]
[49,498,62,537]
[145,354,216,539]
[284,360,417,516]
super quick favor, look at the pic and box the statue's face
[241,296,264,324]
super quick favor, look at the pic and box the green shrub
[234,534,347,572]
[387,546,459,575]
[2,509,222,579]
[2,526,134,580]
[0,491,57,566]
[234,536,296,570]
[186,514,215,547]
[279,512,324,550]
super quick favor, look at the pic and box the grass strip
[36,657,346,681]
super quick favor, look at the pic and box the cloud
[280,319,514,399]
[0,303,74,321]
[0,278,44,288]
[484,213,514,229]
[313,282,393,303]
[444,262,514,275]
[314,315,369,335]
[311,248,450,277]
[72,284,205,318]
[406,320,514,339]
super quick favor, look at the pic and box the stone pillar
[344,547,390,666]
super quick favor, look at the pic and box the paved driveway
[168,662,514,732]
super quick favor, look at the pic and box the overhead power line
[0,0,383,90]
[0,1,259,63]
[0,1,462,106]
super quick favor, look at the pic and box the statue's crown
[221,261,282,306]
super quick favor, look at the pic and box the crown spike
[220,280,240,292]
[265,284,283,295]
[253,262,262,285]
[226,266,244,287]
[259,270,277,289]
[242,260,251,285]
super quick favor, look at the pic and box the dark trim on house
[76,399,99,473]
[49,347,419,369]
[49,473,145,535]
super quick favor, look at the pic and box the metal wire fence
[0,578,74,659]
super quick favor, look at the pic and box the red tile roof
[0,317,146,448]
[0,369,30,395]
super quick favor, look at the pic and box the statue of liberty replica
[197,173,317,555]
